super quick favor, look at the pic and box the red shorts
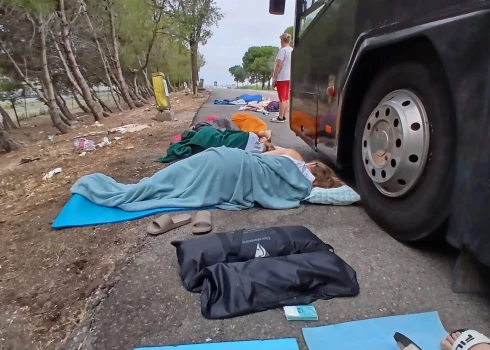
[276,81,290,102]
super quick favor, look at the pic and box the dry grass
[0,92,208,349]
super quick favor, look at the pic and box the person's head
[306,161,343,188]
[280,33,291,47]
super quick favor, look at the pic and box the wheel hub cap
[361,90,430,197]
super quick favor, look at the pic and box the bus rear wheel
[353,61,455,242]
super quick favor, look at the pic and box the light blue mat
[135,338,299,350]
[52,194,213,229]
[302,311,447,350]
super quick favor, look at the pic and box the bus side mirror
[269,0,286,15]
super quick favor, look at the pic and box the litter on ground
[97,137,111,148]
[43,167,62,181]
[74,138,96,152]
[109,124,149,134]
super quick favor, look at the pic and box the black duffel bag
[198,250,360,319]
[171,226,333,292]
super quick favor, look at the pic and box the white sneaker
[270,117,286,123]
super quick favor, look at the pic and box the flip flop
[446,329,490,350]
[147,214,191,235]
[192,210,212,234]
[394,332,422,350]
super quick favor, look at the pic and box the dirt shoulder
[0,92,208,349]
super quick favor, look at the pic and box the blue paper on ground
[134,338,299,350]
[302,311,447,350]
[52,194,213,229]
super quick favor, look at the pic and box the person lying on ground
[192,116,240,132]
[71,147,340,213]
[263,146,343,189]
[158,126,274,163]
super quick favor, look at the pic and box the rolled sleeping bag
[199,250,360,319]
[171,226,333,292]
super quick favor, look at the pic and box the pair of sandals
[395,329,490,350]
[147,210,212,235]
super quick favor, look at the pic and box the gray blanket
[71,147,312,211]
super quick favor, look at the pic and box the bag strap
[216,229,244,256]
[273,227,295,253]
[451,330,490,350]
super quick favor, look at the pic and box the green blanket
[158,126,249,163]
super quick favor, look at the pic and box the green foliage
[228,65,247,86]
[170,0,223,45]
[4,0,56,13]
[242,46,278,88]
[285,26,294,47]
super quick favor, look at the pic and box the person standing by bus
[271,33,293,123]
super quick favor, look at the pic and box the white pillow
[304,185,360,205]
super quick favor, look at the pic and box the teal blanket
[70,147,312,211]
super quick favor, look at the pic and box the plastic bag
[74,138,96,151]
[171,226,333,292]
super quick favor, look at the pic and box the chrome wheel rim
[361,90,430,197]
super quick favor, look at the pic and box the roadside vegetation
[0,0,222,151]
[228,26,293,90]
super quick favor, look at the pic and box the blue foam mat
[134,338,299,350]
[52,194,213,229]
[302,311,447,350]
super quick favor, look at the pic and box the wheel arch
[337,35,456,169]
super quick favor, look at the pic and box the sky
[199,0,296,86]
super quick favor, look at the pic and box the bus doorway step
[452,252,490,294]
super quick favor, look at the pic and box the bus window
[298,0,329,37]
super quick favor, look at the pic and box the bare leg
[278,101,287,120]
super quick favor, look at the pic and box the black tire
[353,61,455,242]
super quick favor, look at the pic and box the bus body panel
[290,0,490,266]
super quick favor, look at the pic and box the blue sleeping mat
[134,338,299,350]
[52,194,212,229]
[302,311,448,350]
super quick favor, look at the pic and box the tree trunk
[132,73,149,104]
[11,102,21,127]
[1,106,17,130]
[106,0,135,109]
[0,109,21,152]
[55,93,74,121]
[90,89,113,113]
[57,0,105,121]
[72,90,90,113]
[142,68,154,95]
[166,76,175,93]
[51,32,83,95]
[37,16,70,134]
[82,1,123,112]
[190,40,199,95]
[126,80,145,107]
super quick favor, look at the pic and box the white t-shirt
[281,155,315,183]
[275,46,293,81]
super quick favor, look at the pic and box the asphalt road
[65,89,489,350]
